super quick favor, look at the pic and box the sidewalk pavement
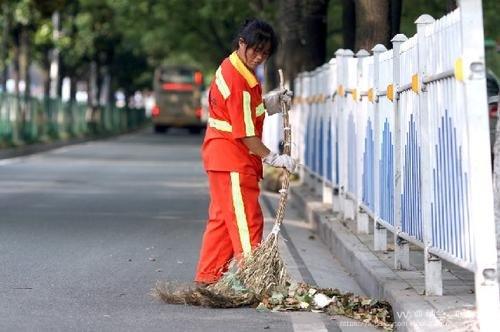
[287,181,482,332]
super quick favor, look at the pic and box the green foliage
[1,0,496,98]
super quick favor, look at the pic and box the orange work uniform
[195,52,266,283]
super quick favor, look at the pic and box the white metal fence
[264,0,499,329]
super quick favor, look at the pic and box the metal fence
[0,93,147,148]
[270,0,499,329]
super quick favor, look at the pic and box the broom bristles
[232,234,288,294]
[153,233,288,307]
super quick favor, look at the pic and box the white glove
[263,152,296,173]
[263,88,293,116]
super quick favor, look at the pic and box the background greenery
[0,0,497,103]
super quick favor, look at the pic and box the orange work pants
[195,171,263,283]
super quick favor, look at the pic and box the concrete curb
[0,137,93,160]
[0,127,149,160]
[290,184,446,332]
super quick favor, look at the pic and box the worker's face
[238,39,271,71]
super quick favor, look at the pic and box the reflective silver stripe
[215,67,230,99]
[230,172,252,256]
[256,103,266,117]
[243,91,255,136]
[208,117,232,132]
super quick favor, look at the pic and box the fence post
[391,33,410,270]
[312,68,323,195]
[371,44,388,250]
[322,64,333,205]
[307,71,315,190]
[458,0,500,329]
[415,14,443,296]
[342,50,355,220]
[332,49,344,214]
[355,49,370,233]
[302,71,313,189]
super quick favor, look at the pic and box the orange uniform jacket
[202,51,266,178]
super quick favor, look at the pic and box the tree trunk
[447,0,457,11]
[389,0,402,38]
[264,55,278,92]
[19,27,31,100]
[107,73,113,108]
[49,12,60,98]
[99,65,110,106]
[70,76,77,103]
[42,50,51,100]
[96,62,103,107]
[89,61,98,108]
[13,55,19,98]
[277,0,329,88]
[1,3,9,92]
[354,0,390,51]
[342,0,356,51]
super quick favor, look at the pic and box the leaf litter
[152,234,393,330]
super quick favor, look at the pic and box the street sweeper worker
[195,18,295,285]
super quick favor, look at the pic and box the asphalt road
[0,129,301,332]
[0,127,381,332]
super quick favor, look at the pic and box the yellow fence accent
[337,85,345,97]
[412,74,420,93]
[351,89,358,102]
[387,84,394,102]
[368,88,375,102]
[454,58,464,81]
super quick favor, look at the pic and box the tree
[277,0,329,86]
[354,0,390,51]
[342,0,355,51]
[389,0,402,38]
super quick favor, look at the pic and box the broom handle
[274,69,291,228]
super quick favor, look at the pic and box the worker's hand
[262,152,296,173]
[263,88,293,116]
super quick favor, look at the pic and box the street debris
[153,276,393,330]
[153,247,393,330]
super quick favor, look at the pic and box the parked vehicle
[152,65,205,134]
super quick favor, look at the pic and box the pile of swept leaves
[153,277,393,330]
[256,281,393,330]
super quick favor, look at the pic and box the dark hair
[232,19,279,57]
